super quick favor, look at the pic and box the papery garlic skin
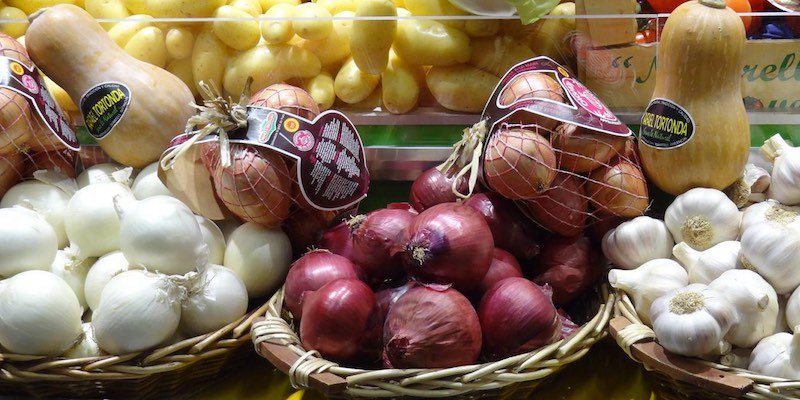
[608,259,688,325]
[741,221,800,294]
[784,287,800,333]
[761,134,800,206]
[650,284,736,357]
[673,241,741,285]
[749,331,800,380]
[709,269,778,348]
[665,188,741,251]
[745,164,771,194]
[602,216,674,270]
[741,200,800,235]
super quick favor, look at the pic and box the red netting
[249,84,320,120]
[483,120,649,236]
[210,143,293,227]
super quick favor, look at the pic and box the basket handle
[608,316,754,398]
[253,317,348,396]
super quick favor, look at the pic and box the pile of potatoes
[5,0,576,115]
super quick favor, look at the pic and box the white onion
[84,251,130,311]
[217,217,243,242]
[181,265,248,336]
[118,196,207,275]
[0,270,82,355]
[224,222,292,298]
[196,215,225,265]
[0,207,58,277]
[131,162,173,199]
[92,270,184,354]
[1,180,71,248]
[50,250,94,310]
[65,182,135,258]
[62,322,103,359]
[77,163,130,188]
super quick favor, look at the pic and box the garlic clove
[609,259,688,325]
[672,241,741,285]
[709,269,779,348]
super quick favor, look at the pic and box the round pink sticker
[561,78,617,122]
[293,130,315,152]
[22,75,39,94]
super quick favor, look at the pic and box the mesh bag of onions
[0,33,79,198]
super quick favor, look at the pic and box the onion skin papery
[300,279,382,365]
[350,209,415,284]
[376,281,413,320]
[463,192,541,262]
[521,172,589,237]
[400,203,493,292]
[284,249,362,320]
[498,72,565,131]
[384,284,482,368]
[472,248,523,299]
[318,220,355,260]
[478,277,561,360]
[533,236,602,306]
[587,160,649,218]
[552,123,628,173]
[484,127,558,200]
[409,167,469,212]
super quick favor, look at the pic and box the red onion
[521,173,589,237]
[300,279,382,364]
[533,236,602,306]
[558,310,580,340]
[319,220,355,260]
[409,167,469,212]
[387,202,418,214]
[400,203,493,292]
[351,209,415,284]
[587,212,626,245]
[474,248,523,298]
[375,281,413,319]
[284,250,361,319]
[478,277,561,360]
[284,208,337,257]
[463,192,541,262]
[384,284,481,368]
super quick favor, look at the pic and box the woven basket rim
[607,288,800,400]
[0,300,269,384]
[251,285,614,398]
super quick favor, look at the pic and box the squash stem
[760,134,791,162]
[699,0,727,9]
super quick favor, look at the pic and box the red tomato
[726,0,752,30]
[748,0,767,10]
[647,0,689,13]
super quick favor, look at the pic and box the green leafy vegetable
[506,0,560,24]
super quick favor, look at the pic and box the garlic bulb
[784,287,800,333]
[708,270,778,348]
[664,188,741,250]
[672,241,741,284]
[748,331,800,380]
[741,199,800,234]
[720,348,752,369]
[746,164,772,194]
[776,295,790,334]
[650,284,737,357]
[602,216,674,269]
[741,221,800,294]
[761,134,800,206]
[608,259,688,325]
[724,164,772,208]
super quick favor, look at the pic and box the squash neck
[699,0,727,8]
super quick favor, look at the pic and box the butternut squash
[638,0,749,196]
[26,5,195,168]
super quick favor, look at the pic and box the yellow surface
[196,339,656,400]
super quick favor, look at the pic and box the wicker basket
[0,302,270,399]
[608,290,800,400]
[251,285,614,399]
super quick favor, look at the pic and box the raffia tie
[615,323,656,360]
[438,119,488,199]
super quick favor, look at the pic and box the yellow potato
[107,15,153,48]
[124,26,168,67]
[334,57,379,104]
[350,0,396,75]
[84,0,131,30]
[165,27,194,60]
[260,3,295,45]
[229,0,262,16]
[192,29,229,92]
[464,19,499,38]
[213,5,261,51]
[43,74,77,112]
[167,58,199,98]
[469,36,535,77]
[301,72,335,111]
[381,51,421,114]
[0,7,27,38]
[396,7,411,17]
[347,83,381,110]
[259,0,299,10]
[5,0,75,15]
[295,10,352,68]
[394,19,471,66]
[292,3,332,41]
[141,0,226,17]
[223,43,321,96]
[426,64,499,113]
[123,0,147,14]
[402,0,467,29]
[315,0,358,14]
